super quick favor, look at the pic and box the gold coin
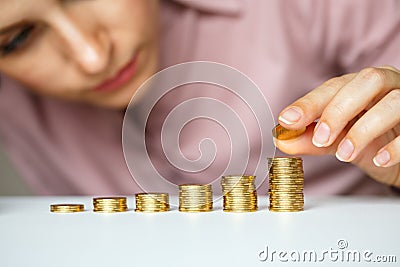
[50,204,84,213]
[221,175,258,212]
[135,193,170,212]
[269,208,304,212]
[267,156,305,212]
[93,197,128,212]
[179,184,213,212]
[223,208,257,212]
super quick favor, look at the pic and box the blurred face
[0,0,159,108]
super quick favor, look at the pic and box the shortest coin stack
[179,184,213,212]
[93,197,128,212]
[268,157,304,212]
[135,193,170,212]
[50,204,84,213]
[221,175,258,212]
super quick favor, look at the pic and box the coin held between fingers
[272,124,306,140]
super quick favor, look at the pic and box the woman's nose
[50,14,112,74]
[72,30,111,74]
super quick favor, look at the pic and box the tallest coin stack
[268,157,304,212]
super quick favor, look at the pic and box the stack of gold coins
[93,197,128,212]
[268,157,304,212]
[135,193,170,212]
[221,175,258,212]
[50,204,84,213]
[179,184,213,212]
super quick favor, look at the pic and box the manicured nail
[279,107,302,125]
[336,139,355,162]
[312,122,330,147]
[373,150,390,167]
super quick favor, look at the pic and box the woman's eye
[1,25,35,56]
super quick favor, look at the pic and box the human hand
[275,66,400,188]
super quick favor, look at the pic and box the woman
[0,0,400,195]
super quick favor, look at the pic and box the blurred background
[0,145,32,195]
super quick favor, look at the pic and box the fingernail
[279,107,302,125]
[336,139,355,162]
[312,122,330,147]
[373,150,391,167]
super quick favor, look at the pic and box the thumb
[274,122,340,156]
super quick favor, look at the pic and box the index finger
[278,73,356,129]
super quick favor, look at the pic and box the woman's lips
[94,54,139,92]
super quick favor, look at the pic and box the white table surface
[0,196,399,267]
